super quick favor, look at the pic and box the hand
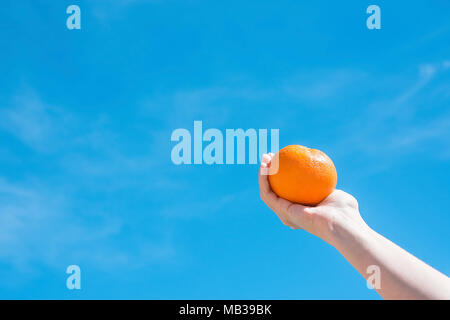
[259,153,450,299]
[258,153,367,247]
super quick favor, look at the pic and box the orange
[268,145,337,206]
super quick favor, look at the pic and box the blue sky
[0,0,449,299]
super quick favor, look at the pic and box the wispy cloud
[139,68,368,134]
[332,60,450,167]
[0,87,160,185]
[282,69,368,104]
[0,89,72,152]
[0,89,176,275]
[0,178,175,275]
[390,117,450,149]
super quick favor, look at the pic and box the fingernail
[262,154,270,163]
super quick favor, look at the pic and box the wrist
[328,212,374,250]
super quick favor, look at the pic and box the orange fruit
[268,145,337,206]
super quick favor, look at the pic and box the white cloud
[0,89,71,152]
[0,88,176,275]
[390,117,450,148]
[0,178,175,274]
[419,64,437,80]
[332,60,450,161]
[282,69,368,103]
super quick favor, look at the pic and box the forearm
[331,220,450,300]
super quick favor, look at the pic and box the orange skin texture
[268,145,337,206]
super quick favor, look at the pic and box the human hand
[259,153,368,247]
[260,153,450,299]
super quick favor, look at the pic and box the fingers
[258,154,272,194]
[258,154,310,229]
[259,154,289,224]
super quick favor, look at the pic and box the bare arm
[259,153,450,300]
